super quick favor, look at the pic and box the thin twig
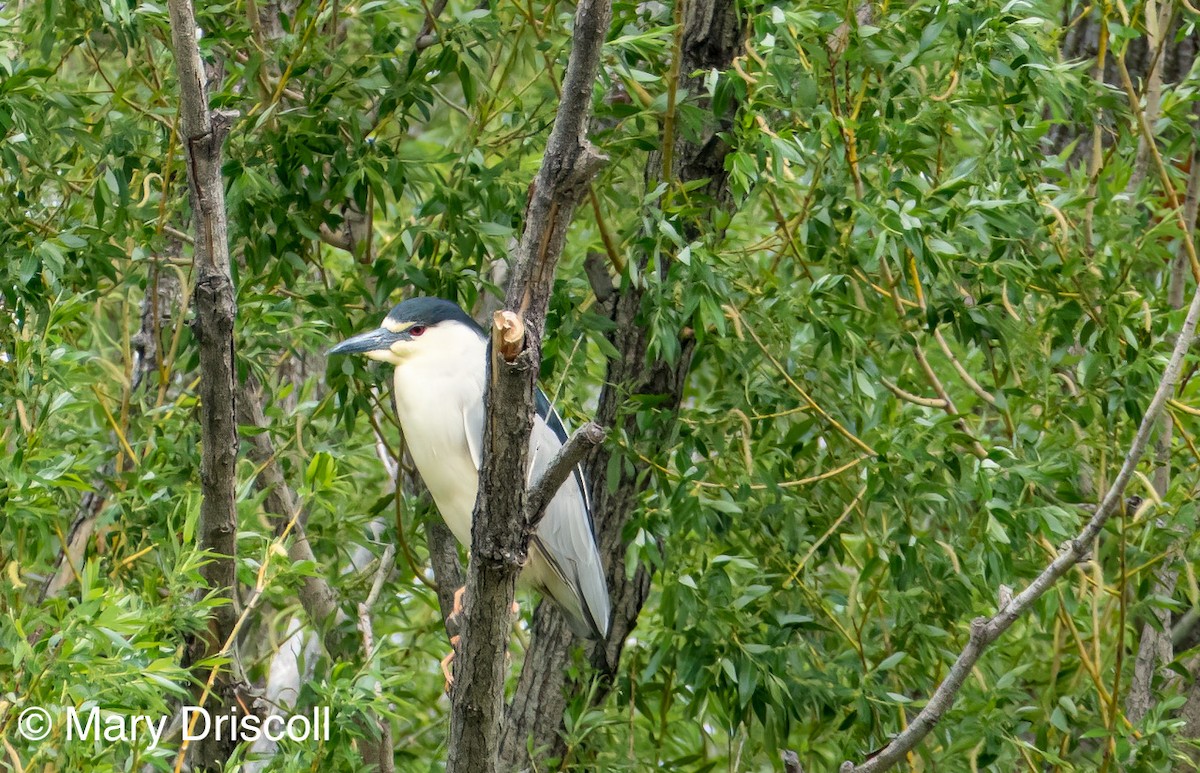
[526,423,607,528]
[173,504,304,773]
[725,305,877,456]
[1115,54,1200,282]
[841,255,1200,772]
[359,545,396,639]
[931,329,998,408]
[355,545,397,773]
[877,256,986,458]
[880,377,948,408]
[689,454,869,491]
[786,484,867,586]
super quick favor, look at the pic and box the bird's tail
[531,536,611,640]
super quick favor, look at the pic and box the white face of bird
[328,304,486,372]
[372,317,437,365]
[374,318,481,367]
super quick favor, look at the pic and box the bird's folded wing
[460,385,609,637]
[526,408,610,639]
[463,399,483,471]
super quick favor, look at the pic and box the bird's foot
[441,635,461,694]
[448,586,518,622]
[446,585,466,632]
[440,591,520,692]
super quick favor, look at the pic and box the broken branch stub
[492,310,526,362]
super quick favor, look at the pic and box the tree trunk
[498,0,744,767]
[1047,10,1200,756]
[166,0,243,767]
[445,0,613,770]
[1045,6,1198,161]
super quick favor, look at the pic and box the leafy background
[2,0,1200,770]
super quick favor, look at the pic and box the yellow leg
[447,585,466,628]
[440,592,521,692]
[449,586,517,625]
[441,634,461,693]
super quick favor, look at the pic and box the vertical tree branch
[1125,0,1174,193]
[1127,101,1200,727]
[499,0,744,766]
[445,1,612,771]
[166,1,241,768]
[1112,41,1200,735]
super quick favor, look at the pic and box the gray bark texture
[428,516,466,631]
[166,0,242,768]
[1127,124,1200,731]
[1045,6,1198,161]
[497,0,743,768]
[1183,652,1200,769]
[1047,8,1200,752]
[444,0,612,770]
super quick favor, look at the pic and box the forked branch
[445,0,613,770]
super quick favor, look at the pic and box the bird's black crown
[386,297,483,334]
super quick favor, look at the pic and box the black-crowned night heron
[329,297,611,644]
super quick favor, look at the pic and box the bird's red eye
[409,325,427,337]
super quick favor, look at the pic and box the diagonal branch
[238,380,395,771]
[239,383,341,645]
[841,259,1200,773]
[1117,46,1200,726]
[526,422,607,528]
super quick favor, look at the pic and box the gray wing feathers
[463,400,484,470]
[527,417,611,639]
[462,397,610,639]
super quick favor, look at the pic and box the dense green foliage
[3,0,1200,770]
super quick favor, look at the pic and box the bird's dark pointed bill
[328,328,393,356]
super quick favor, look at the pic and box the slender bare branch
[356,547,396,773]
[238,381,395,771]
[880,377,948,409]
[238,384,343,652]
[166,1,242,767]
[841,266,1200,773]
[1126,78,1200,726]
[526,423,607,528]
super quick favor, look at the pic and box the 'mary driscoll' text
[65,706,332,748]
